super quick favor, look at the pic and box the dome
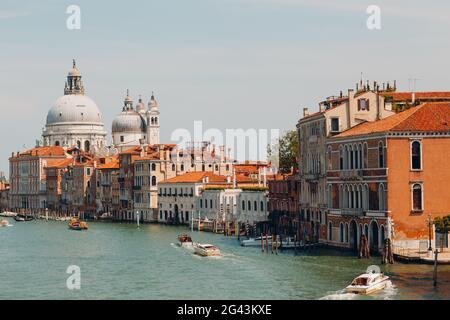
[136,99,146,113]
[112,110,147,133]
[68,67,81,77]
[46,95,103,125]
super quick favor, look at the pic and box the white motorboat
[0,211,17,218]
[345,272,391,295]
[194,243,221,256]
[177,234,193,248]
[240,235,280,247]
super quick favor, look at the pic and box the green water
[0,218,449,300]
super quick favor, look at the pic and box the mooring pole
[433,249,438,287]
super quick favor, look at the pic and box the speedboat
[345,271,391,295]
[68,218,88,230]
[240,235,280,247]
[194,243,221,257]
[0,219,10,227]
[177,234,193,247]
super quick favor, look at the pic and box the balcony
[133,185,142,191]
[304,173,320,181]
[339,170,363,180]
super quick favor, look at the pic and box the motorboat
[68,218,88,231]
[0,211,17,217]
[240,235,280,247]
[194,243,221,257]
[0,219,11,227]
[177,234,193,247]
[345,272,391,295]
[14,214,34,222]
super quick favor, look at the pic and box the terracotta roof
[159,172,227,184]
[381,91,450,101]
[120,144,177,155]
[18,146,66,157]
[45,158,73,168]
[97,158,120,169]
[335,102,450,138]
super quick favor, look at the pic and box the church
[41,60,160,153]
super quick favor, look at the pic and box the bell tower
[147,92,160,145]
[64,59,85,95]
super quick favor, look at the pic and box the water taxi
[68,218,88,231]
[345,272,391,295]
[177,234,193,248]
[194,243,221,257]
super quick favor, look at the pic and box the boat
[240,235,280,247]
[0,211,17,218]
[68,218,88,230]
[14,214,34,222]
[177,234,193,247]
[194,243,221,256]
[98,212,113,221]
[0,219,10,227]
[345,271,391,295]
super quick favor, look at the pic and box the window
[378,142,384,168]
[411,141,421,170]
[260,201,264,211]
[55,141,60,146]
[340,223,344,242]
[339,147,344,170]
[151,176,156,186]
[328,222,333,241]
[331,118,339,132]
[120,136,124,143]
[358,98,369,111]
[151,163,156,171]
[210,199,213,209]
[412,184,423,211]
[242,201,245,210]
[200,199,203,208]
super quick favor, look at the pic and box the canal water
[0,218,449,300]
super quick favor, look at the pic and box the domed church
[112,90,160,151]
[42,60,107,153]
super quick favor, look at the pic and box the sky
[1,0,450,175]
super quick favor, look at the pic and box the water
[0,218,449,300]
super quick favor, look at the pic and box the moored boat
[68,218,88,230]
[194,243,221,256]
[240,235,280,247]
[14,214,34,222]
[177,234,193,247]
[345,272,391,295]
[0,211,17,218]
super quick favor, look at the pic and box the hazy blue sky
[1,0,450,174]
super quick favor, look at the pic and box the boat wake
[320,290,357,300]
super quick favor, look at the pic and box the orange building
[327,102,450,253]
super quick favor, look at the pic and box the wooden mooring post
[433,249,438,287]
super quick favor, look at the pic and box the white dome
[112,110,147,133]
[46,95,103,125]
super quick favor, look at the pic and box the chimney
[319,103,325,112]
[412,92,416,105]
[220,145,225,162]
[303,107,309,117]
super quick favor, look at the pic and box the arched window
[248,201,251,210]
[151,163,156,171]
[363,143,368,168]
[84,140,90,152]
[380,225,386,243]
[411,141,421,170]
[260,201,264,211]
[242,201,245,210]
[378,142,384,168]
[77,140,81,149]
[379,184,385,211]
[412,183,423,211]
[55,141,60,146]
[340,223,344,242]
[339,146,344,170]
[151,176,156,186]
[345,223,349,243]
[154,117,158,125]
[172,164,176,171]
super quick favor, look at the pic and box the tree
[434,215,450,250]
[268,130,298,174]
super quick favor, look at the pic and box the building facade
[327,102,450,253]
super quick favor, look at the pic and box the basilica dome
[46,95,103,125]
[112,110,146,133]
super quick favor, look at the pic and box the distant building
[0,175,9,211]
[94,156,120,215]
[9,146,68,210]
[327,102,450,252]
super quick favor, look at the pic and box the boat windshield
[352,277,368,286]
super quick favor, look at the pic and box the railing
[339,169,363,180]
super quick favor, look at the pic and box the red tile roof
[159,172,227,184]
[335,102,450,138]
[381,91,450,101]
[18,146,66,157]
